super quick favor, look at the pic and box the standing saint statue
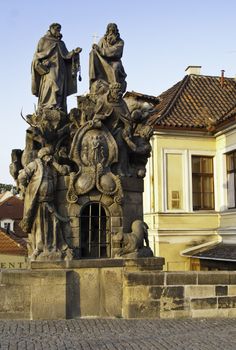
[31,23,82,113]
[18,146,70,261]
[89,23,127,93]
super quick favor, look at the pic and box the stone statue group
[10,23,154,261]
[32,22,127,114]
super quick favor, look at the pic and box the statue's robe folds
[89,37,127,91]
[32,32,77,112]
[18,159,62,254]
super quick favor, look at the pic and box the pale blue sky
[1,0,236,184]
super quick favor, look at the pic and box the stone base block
[0,270,70,320]
[0,257,165,320]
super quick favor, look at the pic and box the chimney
[221,70,225,88]
[185,66,202,75]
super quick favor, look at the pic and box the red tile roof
[0,227,27,256]
[148,74,236,132]
[0,195,23,220]
[0,195,26,238]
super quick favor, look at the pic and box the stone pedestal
[0,257,164,320]
[3,262,236,319]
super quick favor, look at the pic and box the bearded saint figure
[89,23,127,93]
[31,23,82,113]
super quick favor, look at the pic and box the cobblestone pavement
[0,318,236,350]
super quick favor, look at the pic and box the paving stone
[0,318,236,349]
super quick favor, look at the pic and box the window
[192,156,214,210]
[80,203,111,258]
[226,151,236,208]
[4,222,10,231]
[166,153,184,210]
[1,220,13,232]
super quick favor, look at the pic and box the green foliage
[0,183,16,193]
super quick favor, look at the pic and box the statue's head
[38,146,53,164]
[131,220,149,240]
[49,23,62,39]
[90,79,109,95]
[106,23,118,33]
[105,23,120,44]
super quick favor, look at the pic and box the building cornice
[152,129,214,138]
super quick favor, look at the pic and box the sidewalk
[0,318,235,349]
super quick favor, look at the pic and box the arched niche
[80,202,111,258]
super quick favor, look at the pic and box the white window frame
[0,219,14,232]
[189,150,216,212]
[222,145,236,211]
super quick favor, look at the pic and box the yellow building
[144,66,236,271]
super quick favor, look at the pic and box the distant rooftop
[182,242,236,262]
[0,227,27,256]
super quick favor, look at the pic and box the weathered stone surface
[124,286,150,301]
[123,300,160,318]
[121,177,144,192]
[124,257,164,271]
[57,175,70,190]
[100,268,123,317]
[123,192,143,205]
[0,270,32,285]
[160,309,191,319]
[69,216,80,228]
[57,203,69,217]
[100,194,114,207]
[150,286,184,300]
[0,284,30,319]
[124,271,165,286]
[109,202,123,217]
[88,190,102,202]
[31,275,68,319]
[30,261,66,269]
[56,189,68,204]
[67,258,124,269]
[0,270,72,320]
[215,285,228,296]
[166,272,197,285]
[66,271,80,318]
[191,309,223,318]
[198,272,229,285]
[227,308,236,317]
[185,285,215,298]
[228,285,236,296]
[229,273,236,284]
[149,286,163,299]
[190,298,217,310]
[4,265,236,320]
[111,216,122,227]
[218,296,236,309]
[74,268,100,317]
